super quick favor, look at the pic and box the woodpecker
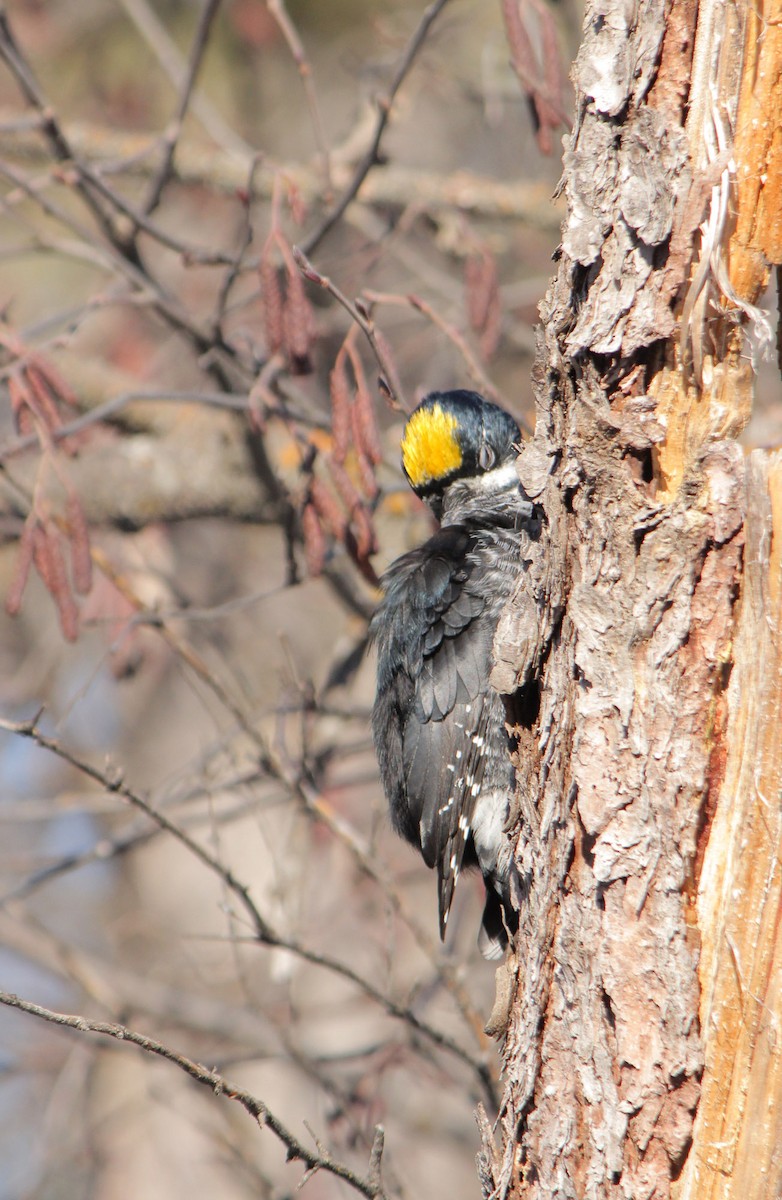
[371,390,531,958]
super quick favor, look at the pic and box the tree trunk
[482,0,782,1195]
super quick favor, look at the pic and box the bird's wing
[395,529,498,936]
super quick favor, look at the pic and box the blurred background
[0,2,777,1198]
[0,3,568,1195]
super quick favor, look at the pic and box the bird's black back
[371,519,519,938]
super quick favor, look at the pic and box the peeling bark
[489,361,743,1200]
[675,453,782,1200]
[484,0,782,1194]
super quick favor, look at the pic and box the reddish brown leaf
[309,476,347,539]
[66,492,93,595]
[5,519,36,617]
[480,285,502,361]
[7,373,34,436]
[260,244,285,354]
[347,345,383,465]
[326,456,363,516]
[371,328,404,411]
[28,354,79,409]
[32,523,79,642]
[353,445,379,501]
[502,0,538,90]
[329,348,353,464]
[529,0,566,137]
[285,179,308,227]
[464,249,503,361]
[502,0,565,154]
[350,503,377,561]
[282,259,315,370]
[25,363,65,437]
[465,250,499,335]
[301,501,326,577]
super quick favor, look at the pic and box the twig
[293,247,407,411]
[0,711,272,927]
[1,455,491,1061]
[142,0,225,217]
[0,12,120,247]
[0,12,257,390]
[0,391,251,461]
[0,712,496,1101]
[407,291,507,411]
[0,989,389,1200]
[0,156,244,385]
[0,770,275,908]
[0,106,561,227]
[267,0,332,194]
[300,0,453,255]
[213,155,263,334]
[0,151,241,269]
[365,289,532,432]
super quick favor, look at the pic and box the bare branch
[116,0,251,157]
[0,106,560,227]
[300,0,453,255]
[0,712,496,1101]
[0,989,390,1200]
[293,247,407,411]
[267,0,332,192]
[142,0,226,218]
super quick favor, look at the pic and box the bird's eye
[478,443,496,470]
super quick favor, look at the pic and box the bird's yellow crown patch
[401,403,462,489]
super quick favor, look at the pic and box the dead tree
[0,1,779,1196]
[483,0,782,1196]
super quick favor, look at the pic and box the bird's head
[400,390,521,519]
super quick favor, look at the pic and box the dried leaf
[480,287,502,361]
[502,0,538,90]
[348,345,383,465]
[326,456,363,516]
[354,444,379,501]
[309,476,347,539]
[33,523,79,641]
[465,250,498,333]
[282,260,315,371]
[371,328,404,410]
[260,243,285,353]
[8,373,33,436]
[350,503,376,561]
[301,501,326,576]
[529,0,565,137]
[28,353,79,409]
[66,492,93,595]
[502,0,565,154]
[25,363,65,436]
[329,348,353,464]
[5,519,36,617]
[465,249,503,359]
[285,179,308,227]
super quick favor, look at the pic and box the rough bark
[481,0,782,1195]
[675,453,782,1200]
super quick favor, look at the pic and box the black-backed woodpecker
[371,390,531,958]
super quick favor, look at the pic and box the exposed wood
[652,0,778,502]
[481,0,782,1192]
[675,452,782,1200]
[729,0,782,301]
[489,349,745,1200]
